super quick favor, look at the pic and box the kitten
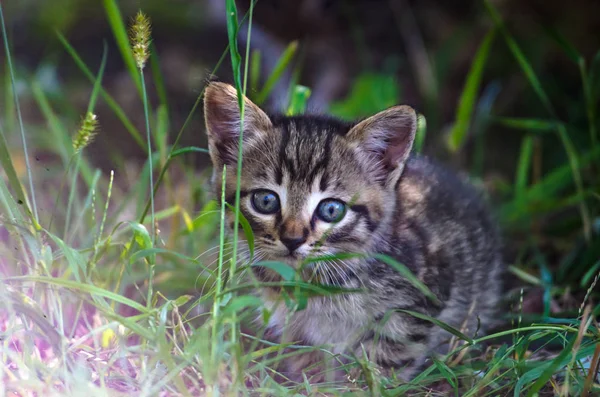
[203,81,504,381]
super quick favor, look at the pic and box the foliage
[0,0,599,395]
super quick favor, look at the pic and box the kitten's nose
[279,220,308,253]
[280,236,306,253]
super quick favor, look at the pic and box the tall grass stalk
[209,165,228,395]
[0,3,39,226]
[140,72,155,242]
[223,0,255,388]
[129,11,155,245]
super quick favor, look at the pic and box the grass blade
[56,32,145,148]
[484,1,554,115]
[8,275,149,313]
[494,117,563,133]
[255,41,298,105]
[447,28,495,152]
[515,135,534,198]
[485,0,591,240]
[0,3,39,226]
[252,261,295,281]
[250,49,261,93]
[415,113,427,153]
[0,121,29,213]
[86,42,108,115]
[500,145,600,224]
[374,253,441,306]
[102,0,142,96]
[397,309,473,343]
[286,85,311,116]
[524,337,577,397]
[580,57,598,152]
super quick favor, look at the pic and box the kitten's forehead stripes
[271,115,352,190]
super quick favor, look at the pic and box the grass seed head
[72,112,99,152]
[130,10,152,70]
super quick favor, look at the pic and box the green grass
[0,0,599,396]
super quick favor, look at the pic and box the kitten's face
[203,83,416,279]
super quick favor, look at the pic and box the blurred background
[2,0,597,167]
[1,0,599,317]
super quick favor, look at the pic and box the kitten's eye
[251,190,280,214]
[316,199,346,223]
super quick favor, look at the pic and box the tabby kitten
[203,82,503,380]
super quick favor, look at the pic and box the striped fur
[203,82,504,381]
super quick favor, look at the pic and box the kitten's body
[203,82,503,381]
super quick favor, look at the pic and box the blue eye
[251,190,280,214]
[316,199,346,223]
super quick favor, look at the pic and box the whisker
[194,242,236,260]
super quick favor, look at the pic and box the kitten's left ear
[346,105,417,186]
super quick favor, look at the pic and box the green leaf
[252,261,296,281]
[255,41,298,105]
[184,200,219,236]
[127,221,153,254]
[397,309,474,344]
[172,295,194,307]
[222,295,263,317]
[286,85,312,116]
[447,28,495,152]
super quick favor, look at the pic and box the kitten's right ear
[203,82,272,166]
